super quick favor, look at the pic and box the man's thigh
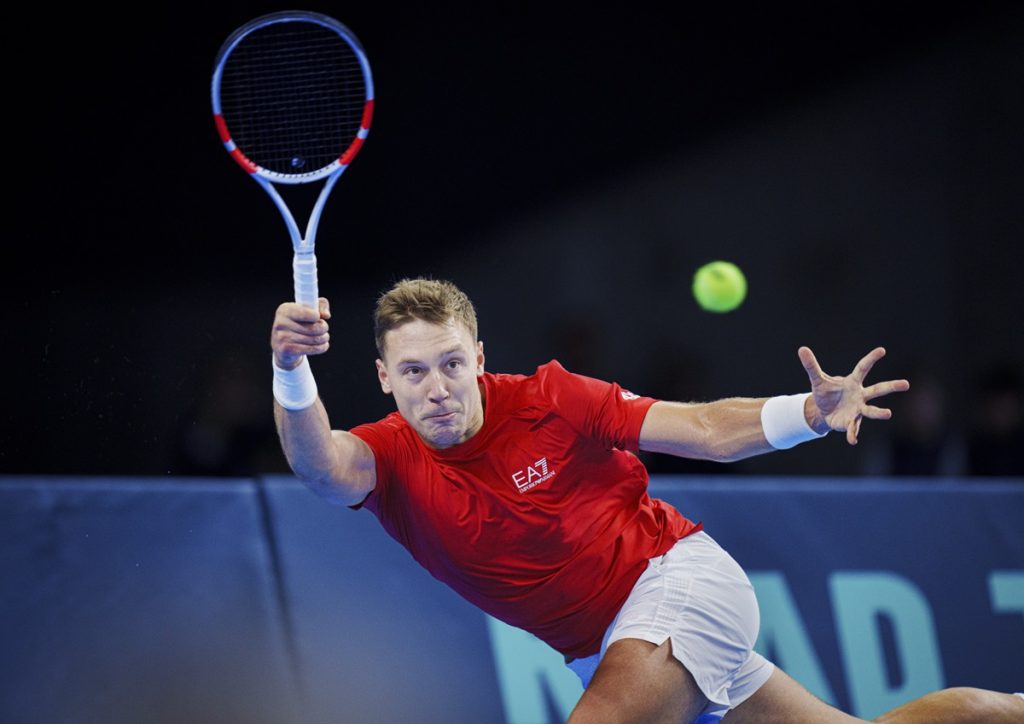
[568,638,707,724]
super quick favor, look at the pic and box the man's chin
[419,427,463,450]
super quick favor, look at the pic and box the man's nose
[427,370,450,402]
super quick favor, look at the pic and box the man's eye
[405,367,421,376]
[448,360,462,369]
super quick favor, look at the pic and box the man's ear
[376,359,392,394]
[476,340,485,376]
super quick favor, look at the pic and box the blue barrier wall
[2,476,1021,723]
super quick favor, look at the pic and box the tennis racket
[211,11,374,310]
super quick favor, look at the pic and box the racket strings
[219,22,367,175]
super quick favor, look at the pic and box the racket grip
[293,250,320,311]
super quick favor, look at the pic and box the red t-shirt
[350,360,701,658]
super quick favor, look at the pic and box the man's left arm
[638,346,910,462]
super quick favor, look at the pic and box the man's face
[376,317,485,449]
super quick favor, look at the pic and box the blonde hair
[374,278,478,358]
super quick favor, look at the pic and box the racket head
[212,11,374,185]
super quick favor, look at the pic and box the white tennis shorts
[567,531,774,721]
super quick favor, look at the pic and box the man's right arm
[273,399,376,506]
[271,299,376,506]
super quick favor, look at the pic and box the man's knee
[947,688,1024,720]
[946,687,997,711]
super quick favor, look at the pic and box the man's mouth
[425,410,457,420]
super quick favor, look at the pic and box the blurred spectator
[967,363,1024,476]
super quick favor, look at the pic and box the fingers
[862,405,892,420]
[807,346,906,446]
[840,404,895,445]
[834,403,896,445]
[272,332,331,367]
[851,346,886,383]
[278,299,330,323]
[846,417,862,445]
[863,379,911,400]
[802,346,904,387]
[271,300,332,367]
[274,311,329,338]
[798,346,824,382]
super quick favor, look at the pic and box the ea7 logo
[512,457,556,493]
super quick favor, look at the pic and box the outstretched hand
[798,346,910,445]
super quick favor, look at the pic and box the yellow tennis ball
[692,261,747,312]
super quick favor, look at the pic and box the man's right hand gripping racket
[211,11,374,310]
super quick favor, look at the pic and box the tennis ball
[692,261,747,313]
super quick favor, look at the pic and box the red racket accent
[230,149,258,174]
[339,100,375,166]
[214,114,258,174]
[340,138,365,166]
[360,99,375,131]
[213,114,231,144]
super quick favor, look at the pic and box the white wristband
[273,355,318,411]
[761,393,828,449]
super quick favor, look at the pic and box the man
[270,278,1023,723]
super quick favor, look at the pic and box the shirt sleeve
[347,415,402,513]
[538,360,659,452]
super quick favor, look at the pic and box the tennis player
[270,278,1023,723]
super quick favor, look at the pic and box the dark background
[5,2,1023,477]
